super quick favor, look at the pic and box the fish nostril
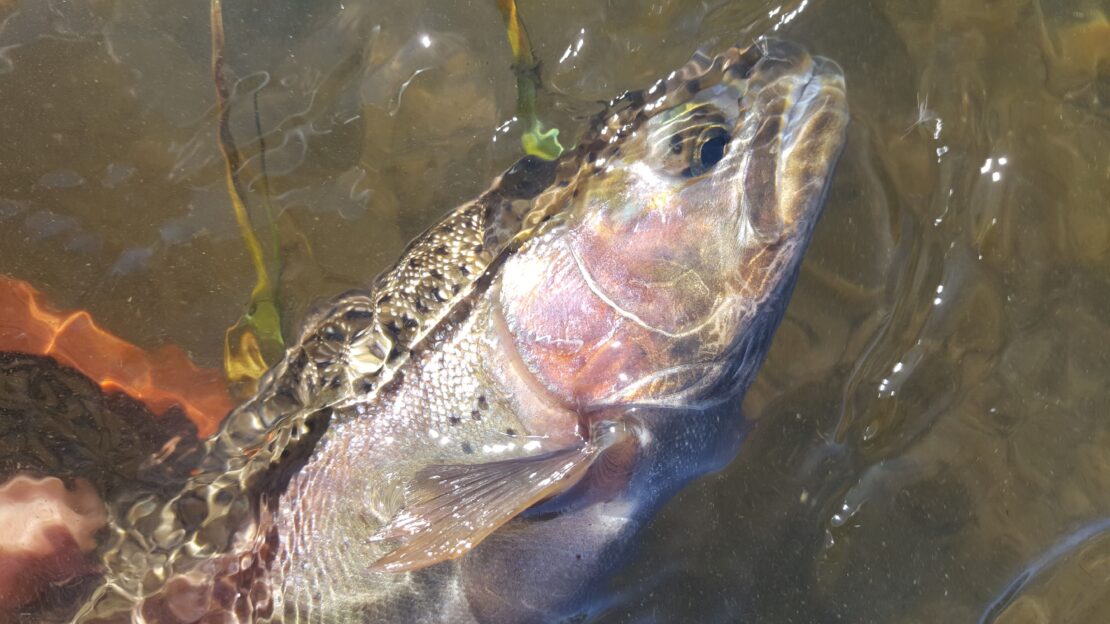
[731,43,763,80]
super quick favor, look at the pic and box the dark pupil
[698,135,728,169]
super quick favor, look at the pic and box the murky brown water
[1,0,1107,621]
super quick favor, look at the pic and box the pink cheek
[500,240,667,407]
[501,255,622,404]
[571,211,720,334]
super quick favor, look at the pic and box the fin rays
[368,444,600,573]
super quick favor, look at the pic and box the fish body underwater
[10,38,848,623]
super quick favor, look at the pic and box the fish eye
[687,127,730,177]
[653,104,731,177]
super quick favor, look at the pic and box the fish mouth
[733,37,849,244]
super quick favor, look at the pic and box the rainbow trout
[64,37,848,622]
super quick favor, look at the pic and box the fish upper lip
[782,64,822,137]
[782,56,847,154]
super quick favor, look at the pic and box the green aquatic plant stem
[496,0,563,160]
[211,0,285,390]
[252,87,283,285]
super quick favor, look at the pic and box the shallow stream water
[1,0,1107,621]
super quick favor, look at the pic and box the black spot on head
[429,268,444,280]
[384,320,402,338]
[448,415,461,426]
[470,409,482,421]
[458,264,470,276]
[360,379,375,394]
[670,132,684,153]
[344,308,373,321]
[499,155,557,198]
[477,395,489,410]
[472,243,484,253]
[414,299,430,314]
[451,283,461,295]
[435,245,449,256]
[401,315,419,330]
[461,441,474,454]
[505,428,517,437]
[378,293,393,304]
[408,257,423,269]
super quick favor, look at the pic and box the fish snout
[735,38,849,245]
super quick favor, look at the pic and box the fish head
[454,44,850,621]
[508,39,849,408]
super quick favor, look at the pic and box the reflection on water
[0,0,1107,621]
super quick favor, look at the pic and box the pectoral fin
[369,443,602,573]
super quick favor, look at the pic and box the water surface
[1,0,1107,621]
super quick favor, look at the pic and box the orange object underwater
[0,274,234,436]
